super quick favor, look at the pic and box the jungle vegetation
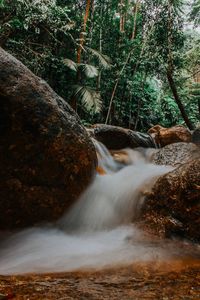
[0,0,199,131]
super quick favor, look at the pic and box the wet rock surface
[192,127,200,145]
[148,125,192,147]
[152,142,199,167]
[0,261,200,299]
[90,124,156,150]
[0,47,96,229]
[142,158,200,242]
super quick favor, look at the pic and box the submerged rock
[0,47,96,229]
[142,158,200,242]
[152,142,199,167]
[90,124,156,150]
[148,125,192,147]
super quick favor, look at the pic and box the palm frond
[72,85,102,113]
[62,58,78,72]
[85,47,112,70]
[78,63,99,78]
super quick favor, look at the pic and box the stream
[0,141,199,276]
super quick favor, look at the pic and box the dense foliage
[0,0,199,130]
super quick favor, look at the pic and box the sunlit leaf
[63,58,78,72]
[72,85,102,113]
[78,63,98,78]
[85,47,112,70]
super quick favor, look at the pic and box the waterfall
[0,141,173,275]
[59,144,170,231]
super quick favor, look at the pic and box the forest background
[0,0,199,131]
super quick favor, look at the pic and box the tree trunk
[167,0,194,130]
[105,50,133,124]
[119,0,125,33]
[105,3,157,125]
[131,0,140,40]
[97,2,103,91]
[74,0,91,112]
[77,0,91,64]
[134,73,146,130]
[167,70,194,130]
[88,0,95,48]
[198,98,200,117]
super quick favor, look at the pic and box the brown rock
[148,125,192,147]
[192,127,200,146]
[152,142,199,167]
[90,124,156,150]
[142,159,200,242]
[0,47,97,229]
[110,150,132,165]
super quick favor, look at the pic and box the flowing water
[0,141,190,275]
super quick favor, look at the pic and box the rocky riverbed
[1,258,200,300]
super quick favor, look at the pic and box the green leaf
[72,85,102,113]
[0,0,4,8]
[85,47,112,70]
[62,58,78,72]
[78,64,98,78]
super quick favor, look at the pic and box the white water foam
[59,162,172,231]
[0,144,173,275]
[0,226,173,275]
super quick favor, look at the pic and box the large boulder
[141,158,200,242]
[0,47,97,229]
[148,125,192,147]
[152,142,199,167]
[90,124,156,150]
